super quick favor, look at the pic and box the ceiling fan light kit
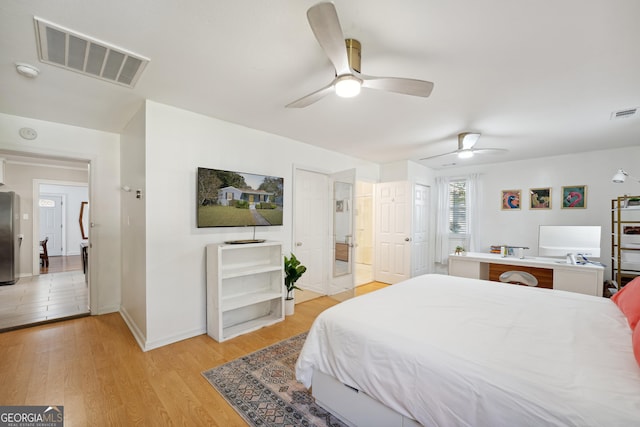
[335,75,361,97]
[460,132,481,149]
[286,2,434,108]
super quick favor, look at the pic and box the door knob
[405,237,411,242]
[296,242,303,246]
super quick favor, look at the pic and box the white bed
[295,274,640,426]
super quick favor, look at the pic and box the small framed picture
[336,200,344,212]
[501,190,521,210]
[561,185,587,209]
[529,187,551,210]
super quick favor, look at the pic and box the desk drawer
[489,263,553,289]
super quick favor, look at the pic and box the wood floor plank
[0,282,388,425]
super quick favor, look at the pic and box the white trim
[7,159,87,171]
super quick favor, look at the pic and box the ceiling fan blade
[360,74,434,97]
[471,148,508,155]
[419,150,457,161]
[307,2,351,76]
[285,81,335,108]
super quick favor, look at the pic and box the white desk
[448,252,604,297]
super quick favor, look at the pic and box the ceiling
[1,0,639,169]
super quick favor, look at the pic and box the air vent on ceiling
[34,17,149,88]
[610,107,637,120]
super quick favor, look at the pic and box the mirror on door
[333,181,353,277]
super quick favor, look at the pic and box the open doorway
[0,156,90,331]
[354,180,375,286]
[37,182,88,275]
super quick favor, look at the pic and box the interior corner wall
[435,146,640,281]
[120,105,147,346]
[0,112,122,314]
[380,160,435,186]
[141,100,378,349]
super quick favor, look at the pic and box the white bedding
[295,274,640,426]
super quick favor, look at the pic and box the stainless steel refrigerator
[0,191,20,285]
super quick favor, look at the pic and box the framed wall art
[529,188,551,210]
[561,185,587,209]
[501,189,521,210]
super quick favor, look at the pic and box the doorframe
[2,149,95,314]
[32,179,88,276]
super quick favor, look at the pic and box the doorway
[354,181,374,286]
[39,193,64,257]
[0,157,90,331]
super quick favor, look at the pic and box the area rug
[202,332,346,427]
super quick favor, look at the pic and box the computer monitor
[538,225,601,258]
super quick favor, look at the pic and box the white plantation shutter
[449,180,467,234]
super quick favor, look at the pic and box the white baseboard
[119,307,206,351]
[119,307,147,351]
[143,327,206,351]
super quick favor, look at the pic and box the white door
[375,181,411,284]
[293,168,329,298]
[330,169,355,297]
[39,194,63,256]
[412,184,431,276]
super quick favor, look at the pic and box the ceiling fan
[286,2,434,108]
[420,132,508,160]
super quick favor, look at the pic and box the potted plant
[284,253,306,315]
[455,245,465,255]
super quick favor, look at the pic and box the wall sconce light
[612,169,639,184]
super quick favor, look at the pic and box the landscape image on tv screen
[197,167,284,227]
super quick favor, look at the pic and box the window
[449,180,467,234]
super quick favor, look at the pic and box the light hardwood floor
[0,282,387,426]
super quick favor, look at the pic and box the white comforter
[296,274,640,426]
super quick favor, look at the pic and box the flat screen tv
[197,167,284,228]
[538,225,601,257]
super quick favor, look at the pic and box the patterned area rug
[202,332,346,427]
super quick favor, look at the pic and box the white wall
[380,160,435,185]
[137,100,378,349]
[0,112,121,314]
[119,105,147,347]
[435,146,640,280]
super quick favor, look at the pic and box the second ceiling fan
[286,2,434,108]
[420,133,508,160]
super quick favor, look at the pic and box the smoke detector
[19,127,38,140]
[34,17,149,88]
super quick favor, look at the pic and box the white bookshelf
[206,241,284,342]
